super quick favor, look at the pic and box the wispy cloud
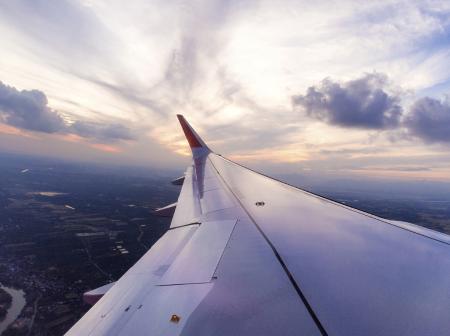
[70,121,134,142]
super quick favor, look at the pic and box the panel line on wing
[208,156,329,336]
[167,222,201,230]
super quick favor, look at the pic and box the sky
[0,0,450,181]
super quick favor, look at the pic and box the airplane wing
[66,115,450,336]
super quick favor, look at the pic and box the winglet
[177,115,210,157]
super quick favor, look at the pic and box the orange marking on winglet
[176,114,203,148]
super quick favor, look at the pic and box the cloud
[0,81,65,133]
[0,81,134,142]
[1,0,450,176]
[292,73,403,129]
[405,97,450,143]
[70,121,134,142]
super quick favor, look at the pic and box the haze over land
[0,0,449,182]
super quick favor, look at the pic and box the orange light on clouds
[0,123,39,138]
[230,147,310,163]
[0,124,116,155]
[159,136,191,157]
[56,133,122,153]
[90,143,122,153]
[349,167,450,182]
[59,133,84,143]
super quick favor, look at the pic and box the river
[0,285,26,335]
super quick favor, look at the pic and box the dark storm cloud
[292,73,403,129]
[405,97,450,143]
[0,81,134,141]
[0,81,65,133]
[70,121,134,142]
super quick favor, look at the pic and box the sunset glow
[0,0,449,180]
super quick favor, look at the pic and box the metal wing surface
[66,115,450,336]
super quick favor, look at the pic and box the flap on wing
[154,202,177,217]
[83,282,116,305]
[158,219,237,285]
[171,175,185,185]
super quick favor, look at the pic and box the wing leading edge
[66,116,450,336]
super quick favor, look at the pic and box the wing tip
[177,115,210,153]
